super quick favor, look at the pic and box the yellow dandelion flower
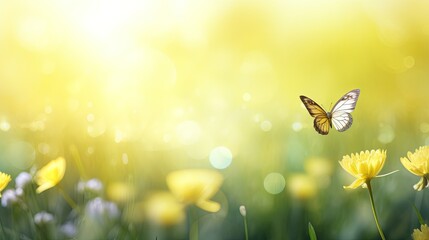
[400,146,429,191]
[35,157,66,193]
[339,149,386,189]
[166,169,223,212]
[412,224,429,240]
[0,172,12,197]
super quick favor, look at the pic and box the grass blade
[413,204,425,225]
[308,222,317,240]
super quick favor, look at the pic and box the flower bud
[239,205,246,217]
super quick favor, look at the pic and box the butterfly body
[300,89,360,135]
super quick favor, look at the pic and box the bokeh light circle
[263,172,286,195]
[209,146,232,169]
[260,120,272,132]
[176,120,202,145]
[378,125,395,144]
[292,121,303,132]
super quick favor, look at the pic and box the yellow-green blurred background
[1,0,429,239]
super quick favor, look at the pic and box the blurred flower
[86,178,104,193]
[15,172,33,189]
[287,174,317,200]
[15,172,32,189]
[77,178,104,195]
[1,189,19,207]
[85,197,120,223]
[412,224,429,240]
[339,149,386,189]
[400,146,429,191]
[35,157,66,193]
[107,182,135,204]
[166,169,223,212]
[144,192,185,225]
[239,205,247,217]
[60,222,77,238]
[34,211,55,225]
[15,188,24,197]
[0,172,11,197]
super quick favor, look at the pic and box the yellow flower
[400,146,429,191]
[35,157,66,193]
[287,174,317,200]
[107,182,136,204]
[339,149,386,189]
[166,169,223,212]
[412,224,429,240]
[143,192,185,225]
[0,172,12,197]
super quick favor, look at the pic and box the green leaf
[308,222,317,240]
[413,204,425,225]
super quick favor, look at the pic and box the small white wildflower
[34,211,54,225]
[1,189,19,207]
[85,178,104,194]
[15,172,32,189]
[239,205,247,217]
[86,197,120,223]
[60,222,77,238]
[77,178,104,195]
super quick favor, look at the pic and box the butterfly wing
[330,89,360,132]
[300,96,331,135]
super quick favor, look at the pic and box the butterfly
[300,89,360,135]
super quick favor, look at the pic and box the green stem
[0,215,6,238]
[58,186,79,211]
[189,207,198,240]
[243,215,249,240]
[366,181,386,240]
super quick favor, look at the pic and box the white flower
[86,178,104,194]
[34,211,54,225]
[15,172,32,189]
[86,197,120,223]
[77,178,104,195]
[15,188,24,197]
[1,189,19,207]
[60,222,77,238]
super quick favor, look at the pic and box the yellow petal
[413,177,428,191]
[0,172,12,197]
[401,157,424,176]
[196,200,221,213]
[343,178,366,189]
[35,157,66,193]
[36,182,56,194]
